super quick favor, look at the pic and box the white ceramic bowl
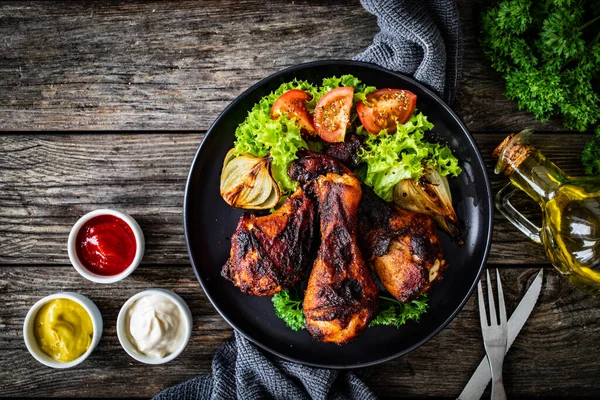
[23,292,103,369]
[117,289,192,364]
[68,209,145,284]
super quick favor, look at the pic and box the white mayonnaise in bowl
[117,289,192,364]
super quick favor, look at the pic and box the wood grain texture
[0,0,376,131]
[0,0,573,132]
[1,0,598,398]
[1,267,599,398]
[370,267,600,399]
[0,266,229,397]
[0,133,592,266]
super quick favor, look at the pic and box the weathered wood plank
[1,266,599,398]
[0,134,199,265]
[0,0,376,131]
[0,266,229,397]
[0,0,573,132]
[0,133,592,266]
[370,267,600,399]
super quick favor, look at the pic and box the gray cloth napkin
[154,1,462,399]
[153,332,375,400]
[354,0,463,104]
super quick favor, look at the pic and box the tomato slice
[271,89,316,135]
[356,89,417,135]
[313,87,354,143]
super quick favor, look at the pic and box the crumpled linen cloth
[154,1,462,399]
[153,332,375,400]
[354,0,463,104]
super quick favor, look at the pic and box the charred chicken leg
[290,151,447,303]
[302,172,379,344]
[359,186,447,302]
[221,188,315,296]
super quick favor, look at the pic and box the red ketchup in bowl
[75,215,137,276]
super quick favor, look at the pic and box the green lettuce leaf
[357,112,462,201]
[233,75,375,195]
[272,288,429,331]
[317,74,377,104]
[272,288,305,331]
[234,79,319,194]
[369,294,429,328]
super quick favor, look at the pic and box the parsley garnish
[581,126,600,175]
[272,288,306,331]
[368,294,429,328]
[480,0,600,133]
[271,289,428,331]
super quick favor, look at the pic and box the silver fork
[478,269,508,400]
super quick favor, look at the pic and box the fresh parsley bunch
[481,0,600,133]
[581,125,600,174]
[368,295,429,329]
[271,288,428,331]
[272,288,305,331]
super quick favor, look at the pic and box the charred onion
[220,149,280,209]
[393,168,459,237]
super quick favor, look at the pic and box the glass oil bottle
[493,129,600,296]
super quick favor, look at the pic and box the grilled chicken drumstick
[303,173,379,344]
[290,154,378,344]
[291,151,447,303]
[358,186,447,302]
[221,188,315,296]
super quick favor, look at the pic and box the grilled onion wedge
[220,149,280,209]
[393,168,459,238]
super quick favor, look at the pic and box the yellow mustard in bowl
[33,298,93,362]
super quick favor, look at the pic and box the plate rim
[183,59,493,369]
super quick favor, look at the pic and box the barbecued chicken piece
[221,188,315,296]
[289,150,350,186]
[358,186,447,302]
[302,172,379,344]
[324,134,364,168]
[290,150,446,308]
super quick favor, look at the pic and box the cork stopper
[492,130,534,176]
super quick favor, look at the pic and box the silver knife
[458,269,544,400]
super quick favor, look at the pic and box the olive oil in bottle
[493,130,600,296]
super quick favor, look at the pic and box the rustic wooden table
[1,0,600,398]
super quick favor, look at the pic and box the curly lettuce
[234,75,376,194]
[272,288,305,331]
[234,80,318,194]
[273,288,429,331]
[357,112,462,201]
[369,294,429,328]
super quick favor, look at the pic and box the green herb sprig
[272,288,306,331]
[581,126,600,174]
[369,294,429,328]
[481,0,600,133]
[271,289,429,331]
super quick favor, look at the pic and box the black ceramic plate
[184,60,493,368]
